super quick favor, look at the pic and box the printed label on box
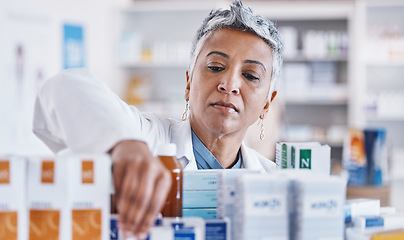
[0,160,10,184]
[0,211,18,240]
[303,195,342,218]
[246,194,286,217]
[299,149,312,169]
[29,209,60,240]
[41,161,54,184]
[282,144,287,169]
[72,209,101,240]
[81,160,94,184]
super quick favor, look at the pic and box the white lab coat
[33,68,276,172]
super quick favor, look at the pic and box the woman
[33,0,283,239]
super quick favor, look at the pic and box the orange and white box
[27,157,68,240]
[58,151,111,240]
[27,152,111,240]
[0,156,27,240]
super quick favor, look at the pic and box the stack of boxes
[182,170,218,220]
[344,199,404,239]
[0,152,111,240]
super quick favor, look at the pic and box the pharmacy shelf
[285,99,347,106]
[366,116,404,122]
[120,62,188,69]
[119,1,227,13]
[250,1,354,20]
[366,61,404,67]
[352,0,404,152]
[284,56,348,62]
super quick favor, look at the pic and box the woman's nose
[217,74,240,95]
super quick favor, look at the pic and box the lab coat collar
[171,119,197,170]
[240,143,266,172]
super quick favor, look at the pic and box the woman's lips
[210,101,238,113]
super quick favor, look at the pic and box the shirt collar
[191,129,242,169]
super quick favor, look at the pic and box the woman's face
[186,28,275,137]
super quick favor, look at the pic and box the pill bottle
[157,143,183,217]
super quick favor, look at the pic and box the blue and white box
[344,198,380,224]
[183,191,217,209]
[217,169,260,240]
[205,218,230,240]
[353,214,404,231]
[162,217,204,240]
[234,174,289,240]
[183,208,217,219]
[292,173,346,240]
[184,170,218,191]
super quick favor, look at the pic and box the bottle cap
[156,143,177,156]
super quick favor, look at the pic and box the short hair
[188,0,283,98]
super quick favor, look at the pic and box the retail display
[343,128,388,186]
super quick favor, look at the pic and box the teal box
[183,208,217,219]
[183,191,217,208]
[184,170,218,191]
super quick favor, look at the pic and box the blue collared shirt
[191,130,242,169]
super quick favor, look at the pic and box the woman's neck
[190,121,246,169]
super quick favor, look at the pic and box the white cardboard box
[0,156,27,240]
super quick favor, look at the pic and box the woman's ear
[185,71,191,101]
[260,91,277,119]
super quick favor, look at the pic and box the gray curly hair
[188,0,283,98]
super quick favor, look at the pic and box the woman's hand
[110,140,171,240]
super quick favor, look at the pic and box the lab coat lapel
[240,143,266,172]
[171,119,197,170]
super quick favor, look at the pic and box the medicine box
[344,198,380,224]
[27,157,69,240]
[0,156,27,240]
[354,214,404,231]
[291,143,331,175]
[183,191,217,208]
[183,208,217,219]
[292,174,346,240]
[234,174,289,240]
[58,151,111,240]
[205,218,230,240]
[217,169,260,240]
[183,170,218,191]
[27,152,112,240]
[275,142,320,169]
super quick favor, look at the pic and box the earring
[259,118,265,140]
[182,101,189,121]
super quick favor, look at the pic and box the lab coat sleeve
[33,68,164,154]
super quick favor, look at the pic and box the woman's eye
[208,66,224,72]
[243,73,259,81]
